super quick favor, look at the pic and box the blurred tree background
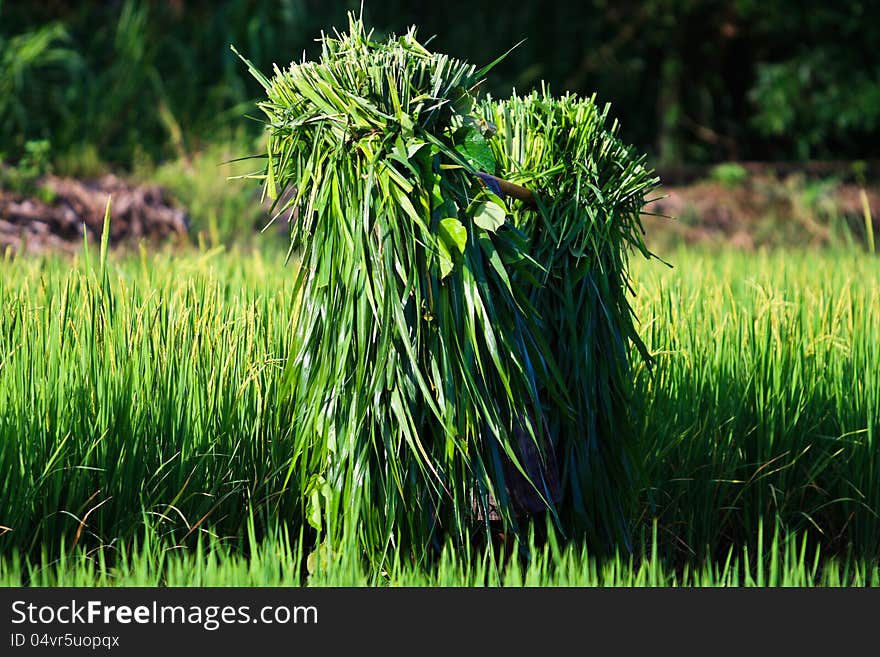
[1,0,878,171]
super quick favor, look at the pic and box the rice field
[1,243,878,586]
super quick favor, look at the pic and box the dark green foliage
[0,1,353,167]
[3,1,880,170]
[0,22,82,157]
[750,49,880,159]
[0,139,55,201]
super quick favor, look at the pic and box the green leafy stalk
[484,89,660,547]
[238,14,658,557]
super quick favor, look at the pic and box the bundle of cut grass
[237,14,658,557]
[484,91,658,546]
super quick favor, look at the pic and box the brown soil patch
[644,173,880,250]
[1,174,188,255]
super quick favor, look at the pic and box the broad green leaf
[472,199,507,232]
[438,217,467,255]
[451,86,475,115]
[436,238,454,279]
[456,127,496,173]
[305,475,329,531]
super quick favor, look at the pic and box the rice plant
[0,237,878,584]
[3,518,877,587]
[0,244,301,563]
[630,249,880,562]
